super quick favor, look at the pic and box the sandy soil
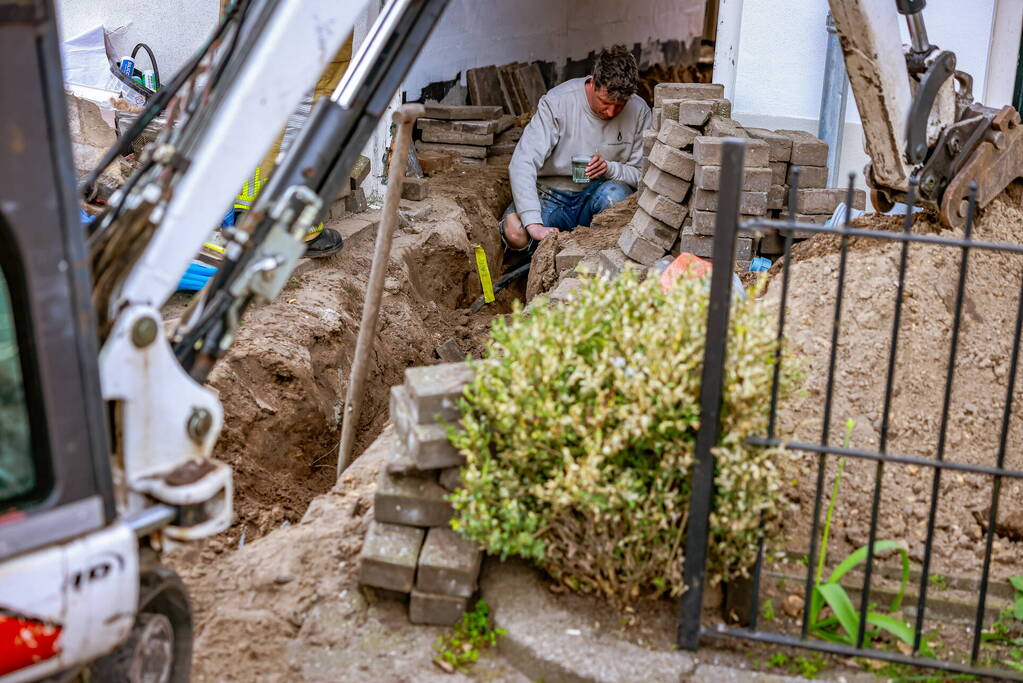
[767,186,1023,592]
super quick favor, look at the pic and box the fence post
[678,137,746,650]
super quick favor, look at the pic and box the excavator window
[0,266,35,504]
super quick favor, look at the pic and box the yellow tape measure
[474,244,495,304]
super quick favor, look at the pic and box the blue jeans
[502,180,632,244]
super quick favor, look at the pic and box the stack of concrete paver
[358,362,482,627]
[328,154,372,219]
[601,82,867,273]
[415,104,517,168]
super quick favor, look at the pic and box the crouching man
[500,45,651,251]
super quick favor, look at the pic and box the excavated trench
[179,167,513,547]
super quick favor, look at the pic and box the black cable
[78,0,244,198]
[130,42,160,87]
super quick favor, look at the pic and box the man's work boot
[304,227,344,258]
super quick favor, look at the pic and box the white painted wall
[718,0,1019,200]
[56,0,219,81]
[404,0,707,101]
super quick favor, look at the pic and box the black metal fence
[679,137,1023,680]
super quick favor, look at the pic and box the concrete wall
[404,0,708,101]
[718,0,1022,201]
[56,0,219,80]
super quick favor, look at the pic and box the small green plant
[928,574,949,592]
[794,653,827,679]
[807,420,934,656]
[433,599,505,673]
[767,652,789,668]
[980,576,1023,672]
[762,598,776,622]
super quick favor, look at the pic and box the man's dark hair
[592,45,639,101]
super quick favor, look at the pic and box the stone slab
[769,161,788,185]
[515,63,547,111]
[438,466,461,491]
[409,589,468,626]
[651,107,662,131]
[744,127,792,162]
[642,129,657,155]
[642,166,691,203]
[350,155,371,187]
[416,150,454,176]
[401,177,430,201]
[422,103,502,120]
[795,187,865,213]
[618,226,666,266]
[417,116,512,135]
[690,210,760,238]
[415,140,487,160]
[498,62,527,116]
[680,227,753,261]
[417,527,482,598]
[555,245,587,274]
[358,520,424,593]
[656,119,700,150]
[768,184,787,211]
[345,187,368,214]
[704,115,747,138]
[788,164,827,189]
[402,422,464,470]
[405,362,474,424]
[374,467,453,527]
[693,136,769,168]
[692,188,768,215]
[628,205,678,249]
[694,165,771,193]
[653,81,724,106]
[648,142,695,181]
[548,277,582,304]
[421,128,493,146]
[637,189,688,229]
[776,129,829,166]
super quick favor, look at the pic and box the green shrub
[448,270,796,600]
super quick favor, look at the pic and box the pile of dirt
[524,193,638,300]
[179,165,511,544]
[768,186,1023,585]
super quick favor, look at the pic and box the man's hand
[585,154,609,179]
[526,223,559,241]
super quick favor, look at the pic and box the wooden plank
[421,104,503,121]
[515,63,547,112]
[466,65,505,110]
[497,62,526,116]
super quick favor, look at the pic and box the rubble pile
[357,362,482,626]
[602,82,865,276]
[414,104,519,169]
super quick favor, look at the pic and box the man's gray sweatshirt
[509,77,651,227]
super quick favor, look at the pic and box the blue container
[119,56,135,77]
[749,256,772,272]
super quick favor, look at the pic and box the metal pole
[337,102,424,476]
[712,0,745,104]
[678,137,746,650]
[818,11,849,187]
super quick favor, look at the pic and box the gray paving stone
[692,187,768,215]
[694,164,771,192]
[618,226,666,265]
[693,136,770,168]
[653,82,724,106]
[420,128,493,146]
[648,142,695,181]
[788,163,828,189]
[795,187,865,213]
[744,127,793,162]
[656,119,700,150]
[358,520,424,593]
[637,189,688,230]
[405,362,474,425]
[642,166,691,203]
[374,468,453,527]
[770,161,788,185]
[404,422,464,470]
[409,589,467,626]
[417,527,482,598]
[776,129,829,166]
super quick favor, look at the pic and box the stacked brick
[327,154,372,219]
[358,362,482,627]
[414,104,518,168]
[746,128,866,255]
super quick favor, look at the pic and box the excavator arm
[829,0,1023,228]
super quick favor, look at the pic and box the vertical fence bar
[678,138,746,650]
[859,174,916,646]
[801,168,853,640]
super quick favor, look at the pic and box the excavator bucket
[940,106,1023,230]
